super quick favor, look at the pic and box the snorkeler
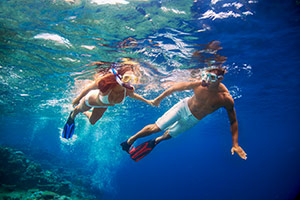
[62,64,154,139]
[121,67,247,161]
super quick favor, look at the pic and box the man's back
[188,82,233,120]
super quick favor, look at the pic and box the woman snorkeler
[62,63,154,139]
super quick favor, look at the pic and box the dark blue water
[0,0,300,199]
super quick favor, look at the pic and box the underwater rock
[0,189,72,200]
[0,146,66,193]
[55,181,72,196]
[0,146,96,200]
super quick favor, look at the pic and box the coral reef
[0,146,97,200]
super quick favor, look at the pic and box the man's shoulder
[217,84,233,103]
[219,83,229,91]
[223,92,234,110]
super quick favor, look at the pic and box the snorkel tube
[110,68,134,90]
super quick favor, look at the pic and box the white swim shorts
[155,97,199,137]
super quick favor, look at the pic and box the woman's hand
[148,100,157,107]
[151,98,161,107]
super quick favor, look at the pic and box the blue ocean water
[0,0,300,199]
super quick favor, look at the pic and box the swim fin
[121,141,133,153]
[62,112,75,139]
[130,139,157,162]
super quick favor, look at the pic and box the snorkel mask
[122,73,138,84]
[110,68,135,90]
[201,71,223,83]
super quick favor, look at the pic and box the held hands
[150,98,161,107]
[231,146,247,160]
[148,100,158,107]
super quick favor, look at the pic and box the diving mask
[201,71,223,83]
[110,68,134,90]
[122,73,138,84]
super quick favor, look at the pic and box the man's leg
[154,130,172,144]
[127,124,161,145]
[122,99,184,152]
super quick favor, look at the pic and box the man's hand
[231,146,247,160]
[151,98,162,107]
[147,100,156,107]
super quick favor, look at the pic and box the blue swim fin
[129,139,157,162]
[62,112,75,139]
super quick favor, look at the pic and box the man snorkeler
[121,67,247,162]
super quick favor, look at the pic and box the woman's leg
[84,107,107,125]
[71,100,91,119]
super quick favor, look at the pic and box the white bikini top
[99,89,127,104]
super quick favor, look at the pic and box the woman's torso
[87,85,127,107]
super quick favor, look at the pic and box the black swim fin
[130,139,157,162]
[62,112,75,139]
[121,141,133,153]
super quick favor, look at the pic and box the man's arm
[153,81,201,106]
[225,97,247,160]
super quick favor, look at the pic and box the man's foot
[129,139,157,162]
[121,140,132,153]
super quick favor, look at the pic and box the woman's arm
[72,81,98,107]
[128,90,154,106]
